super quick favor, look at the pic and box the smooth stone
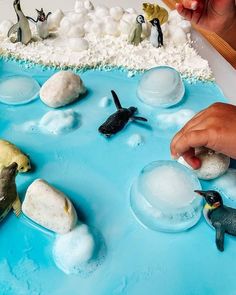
[22,179,78,234]
[40,71,86,108]
[178,148,230,180]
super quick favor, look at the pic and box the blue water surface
[0,58,234,295]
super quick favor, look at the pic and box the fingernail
[171,153,180,160]
[191,1,198,10]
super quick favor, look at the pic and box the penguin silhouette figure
[27,8,51,39]
[195,190,236,252]
[150,18,163,48]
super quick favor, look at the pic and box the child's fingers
[171,129,209,158]
[182,0,199,10]
[182,149,202,169]
[176,3,193,20]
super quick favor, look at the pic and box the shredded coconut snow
[0,3,212,80]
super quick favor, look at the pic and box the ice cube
[130,161,202,232]
[137,66,185,108]
[0,76,40,105]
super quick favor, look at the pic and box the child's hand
[176,0,236,35]
[170,103,236,169]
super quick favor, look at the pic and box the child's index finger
[182,0,199,10]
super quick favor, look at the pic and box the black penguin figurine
[195,190,236,252]
[150,18,163,48]
[27,8,51,39]
[98,90,147,137]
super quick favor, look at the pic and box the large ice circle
[137,66,185,108]
[0,75,40,105]
[130,161,203,232]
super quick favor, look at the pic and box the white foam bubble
[157,109,195,130]
[99,96,112,108]
[127,134,143,148]
[53,224,105,275]
[39,109,80,135]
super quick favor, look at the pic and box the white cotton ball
[84,21,92,33]
[90,22,103,36]
[68,26,85,38]
[169,25,187,45]
[84,0,94,10]
[122,13,137,25]
[126,8,137,14]
[74,7,88,15]
[110,7,124,21]
[169,9,184,24]
[69,38,89,52]
[95,6,109,18]
[180,20,191,33]
[178,148,230,180]
[0,20,13,37]
[105,20,120,37]
[47,9,64,31]
[119,19,131,35]
[74,0,84,12]
[69,13,88,25]
[59,17,72,35]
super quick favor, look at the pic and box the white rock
[99,96,111,108]
[74,0,84,12]
[127,134,143,147]
[47,9,64,31]
[68,26,85,38]
[69,37,89,51]
[39,109,79,135]
[0,20,13,37]
[105,20,120,36]
[84,0,94,10]
[53,224,95,274]
[180,20,191,33]
[40,71,86,108]
[22,179,78,234]
[95,6,109,18]
[59,17,72,35]
[110,7,124,21]
[178,148,230,180]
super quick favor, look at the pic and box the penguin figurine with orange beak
[195,190,236,252]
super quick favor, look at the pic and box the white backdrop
[0,0,235,101]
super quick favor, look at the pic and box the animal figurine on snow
[8,0,32,45]
[27,8,51,39]
[195,190,236,252]
[128,15,145,46]
[99,90,147,137]
[143,3,168,24]
[150,18,163,48]
[0,163,21,223]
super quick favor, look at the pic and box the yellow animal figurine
[0,139,31,173]
[142,3,169,24]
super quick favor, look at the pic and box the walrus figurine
[0,163,21,223]
[195,190,236,252]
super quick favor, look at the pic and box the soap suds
[157,109,195,129]
[127,134,144,147]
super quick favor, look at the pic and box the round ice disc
[137,66,185,108]
[0,75,40,105]
[130,161,202,232]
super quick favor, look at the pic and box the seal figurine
[8,0,32,45]
[0,139,31,173]
[150,18,163,48]
[0,163,21,223]
[98,90,147,137]
[128,15,145,46]
[195,190,236,252]
[27,8,51,39]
